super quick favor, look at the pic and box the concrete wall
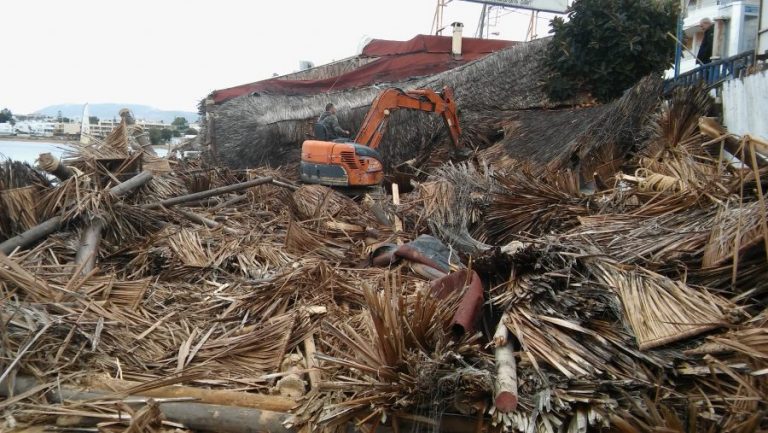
[722,69,768,140]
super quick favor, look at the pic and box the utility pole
[432,0,451,35]
[526,10,540,41]
[476,4,487,38]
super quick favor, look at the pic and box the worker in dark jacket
[697,18,714,65]
[319,103,349,139]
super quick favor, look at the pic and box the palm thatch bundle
[292,184,376,227]
[482,167,587,243]
[0,160,52,240]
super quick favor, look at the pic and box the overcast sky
[2,0,561,114]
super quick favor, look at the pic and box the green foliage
[89,116,99,125]
[0,108,13,124]
[149,128,163,145]
[184,128,198,136]
[148,127,177,144]
[544,0,678,102]
[171,116,188,130]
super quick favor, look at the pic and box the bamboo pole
[0,216,63,255]
[73,221,104,275]
[37,152,75,181]
[86,376,297,412]
[108,170,154,197]
[176,209,241,235]
[142,176,274,209]
[73,171,155,274]
[211,194,250,210]
[0,376,292,433]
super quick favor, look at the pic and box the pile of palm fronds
[2,79,768,433]
[0,159,52,240]
[399,84,768,432]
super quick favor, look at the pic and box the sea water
[0,140,168,164]
[0,140,68,164]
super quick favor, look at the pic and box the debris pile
[1,84,767,433]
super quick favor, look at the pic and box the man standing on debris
[697,18,714,65]
[318,103,349,139]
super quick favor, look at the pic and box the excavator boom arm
[353,87,462,151]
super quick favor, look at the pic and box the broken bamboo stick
[211,194,249,210]
[303,334,321,390]
[108,170,154,197]
[142,176,275,209]
[86,376,297,412]
[73,221,104,275]
[37,152,75,181]
[0,216,63,255]
[392,183,403,233]
[493,313,511,347]
[72,171,155,274]
[493,320,518,413]
[176,209,241,235]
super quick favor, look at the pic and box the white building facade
[671,0,761,76]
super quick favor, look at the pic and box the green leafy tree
[160,128,173,142]
[171,116,188,131]
[184,128,198,136]
[89,116,99,124]
[544,0,678,102]
[0,108,14,124]
[149,128,163,145]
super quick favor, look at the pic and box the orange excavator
[300,86,465,187]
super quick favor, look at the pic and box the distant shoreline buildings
[0,115,199,139]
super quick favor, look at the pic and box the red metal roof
[210,35,516,104]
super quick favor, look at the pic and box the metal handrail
[665,50,755,92]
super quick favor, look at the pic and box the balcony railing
[664,50,755,92]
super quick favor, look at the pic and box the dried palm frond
[0,160,51,239]
[166,229,211,268]
[0,185,40,236]
[573,210,714,270]
[292,184,375,227]
[483,167,588,243]
[703,200,768,267]
[0,159,51,190]
[647,85,713,154]
[304,271,477,428]
[590,261,732,350]
[413,162,494,254]
[103,119,130,155]
[285,220,346,260]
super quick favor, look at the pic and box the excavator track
[330,184,386,200]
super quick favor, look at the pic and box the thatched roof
[478,76,664,181]
[203,39,564,170]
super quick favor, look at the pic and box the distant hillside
[36,104,198,123]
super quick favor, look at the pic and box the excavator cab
[300,86,465,188]
[301,140,384,186]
